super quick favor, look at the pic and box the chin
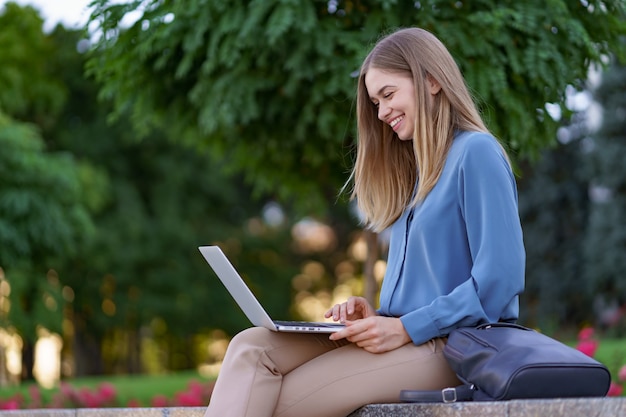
[395,128,413,141]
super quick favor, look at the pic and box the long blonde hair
[348,28,492,232]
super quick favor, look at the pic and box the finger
[329,327,350,341]
[339,303,349,323]
[331,304,341,321]
[344,321,370,341]
[330,320,359,341]
[325,304,340,320]
[327,303,345,322]
[347,297,357,316]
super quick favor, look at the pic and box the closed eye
[371,92,393,108]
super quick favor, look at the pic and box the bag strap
[475,322,529,331]
[399,384,475,403]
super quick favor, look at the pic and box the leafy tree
[84,0,626,337]
[34,23,295,374]
[0,3,360,378]
[517,110,592,331]
[87,0,626,212]
[0,113,96,268]
[0,2,66,129]
[518,56,626,334]
[0,5,99,269]
[55,22,335,375]
[0,3,108,379]
[0,111,96,379]
[0,3,344,376]
[583,58,626,333]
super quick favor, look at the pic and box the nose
[377,102,391,121]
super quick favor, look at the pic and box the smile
[389,116,403,128]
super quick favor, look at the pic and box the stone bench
[347,397,626,416]
[0,397,624,416]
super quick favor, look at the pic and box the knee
[228,327,273,351]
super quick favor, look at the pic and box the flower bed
[0,379,215,410]
[575,327,626,396]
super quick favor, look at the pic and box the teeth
[390,116,403,128]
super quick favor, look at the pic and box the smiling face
[365,68,417,141]
[364,67,442,141]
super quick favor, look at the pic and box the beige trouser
[203,327,460,417]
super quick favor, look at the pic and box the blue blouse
[377,131,526,345]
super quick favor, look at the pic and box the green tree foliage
[517,112,592,330]
[0,6,103,270]
[87,0,626,212]
[0,2,66,129]
[0,3,334,376]
[15,9,321,376]
[28,22,301,374]
[0,112,96,379]
[0,113,96,267]
[583,59,626,330]
[62,131,298,373]
[0,3,107,379]
[518,58,626,333]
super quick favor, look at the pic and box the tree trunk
[126,328,142,374]
[21,340,35,381]
[72,328,104,376]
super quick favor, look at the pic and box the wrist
[396,317,412,344]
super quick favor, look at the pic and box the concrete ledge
[347,397,626,417]
[0,409,207,417]
[0,398,624,417]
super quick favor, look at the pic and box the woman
[203,27,525,417]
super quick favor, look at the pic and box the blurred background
[0,0,625,398]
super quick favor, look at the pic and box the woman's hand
[324,297,412,353]
[329,316,412,353]
[324,296,377,323]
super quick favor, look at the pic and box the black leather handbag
[400,322,612,403]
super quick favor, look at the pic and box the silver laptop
[199,246,344,333]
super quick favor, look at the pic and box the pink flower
[60,382,74,397]
[151,395,169,407]
[188,380,203,395]
[126,399,141,407]
[1,399,20,410]
[618,365,626,382]
[28,385,42,407]
[576,339,599,357]
[607,382,623,397]
[2,393,23,410]
[174,391,204,407]
[97,382,117,402]
[578,327,595,341]
[78,388,100,408]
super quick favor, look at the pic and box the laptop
[199,246,345,333]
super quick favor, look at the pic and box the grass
[69,370,214,405]
[0,370,216,407]
[595,338,626,377]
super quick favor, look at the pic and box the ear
[427,75,441,96]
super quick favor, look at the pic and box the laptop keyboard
[274,320,343,328]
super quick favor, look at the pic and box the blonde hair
[348,28,495,232]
